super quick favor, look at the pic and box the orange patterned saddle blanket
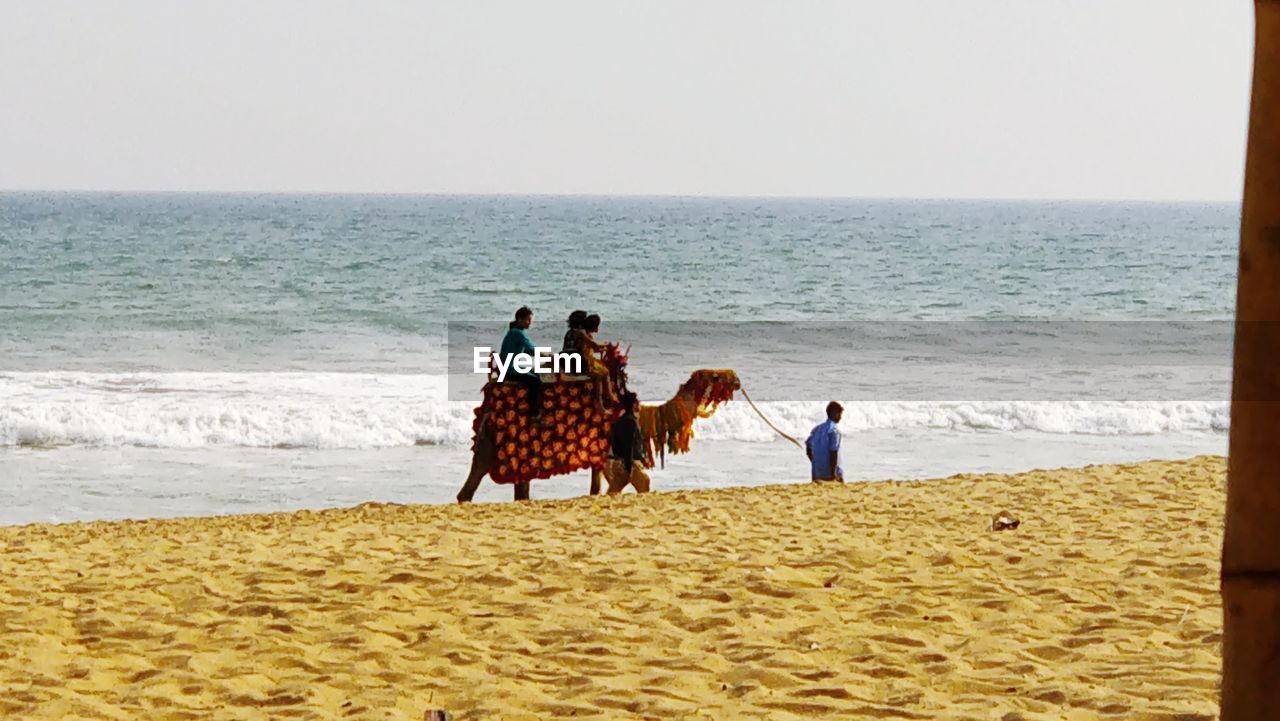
[473,379,622,485]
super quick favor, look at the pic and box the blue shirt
[499,326,538,380]
[806,419,842,480]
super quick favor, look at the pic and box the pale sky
[0,1,1255,200]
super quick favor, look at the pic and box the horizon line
[0,188,1241,205]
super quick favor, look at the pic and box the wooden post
[1223,2,1280,718]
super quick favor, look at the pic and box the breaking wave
[0,371,1229,450]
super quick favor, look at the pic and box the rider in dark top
[561,309,588,372]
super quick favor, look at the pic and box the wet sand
[0,456,1224,720]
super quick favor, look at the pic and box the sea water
[0,193,1236,523]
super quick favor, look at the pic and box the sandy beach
[0,456,1224,720]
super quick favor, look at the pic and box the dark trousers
[509,373,542,417]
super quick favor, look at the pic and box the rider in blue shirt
[499,306,542,422]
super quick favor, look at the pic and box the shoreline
[0,452,1224,531]
[1,436,1227,526]
[0,456,1225,719]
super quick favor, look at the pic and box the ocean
[0,192,1237,524]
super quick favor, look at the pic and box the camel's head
[638,368,741,467]
[678,369,740,409]
[692,368,741,390]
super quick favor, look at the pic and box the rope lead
[739,387,804,450]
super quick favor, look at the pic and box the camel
[455,369,740,502]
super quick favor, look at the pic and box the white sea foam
[0,371,1229,450]
[694,399,1230,441]
[0,371,466,449]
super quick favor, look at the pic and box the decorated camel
[455,368,740,502]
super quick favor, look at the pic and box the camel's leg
[456,432,494,504]
[514,482,531,501]
[589,468,602,495]
[455,459,487,503]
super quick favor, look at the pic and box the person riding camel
[499,306,544,423]
[580,313,621,408]
[561,309,588,374]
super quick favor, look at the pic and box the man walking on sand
[604,392,650,494]
[806,401,844,483]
